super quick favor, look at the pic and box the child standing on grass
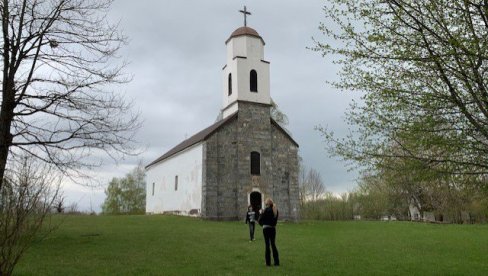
[245,205,256,241]
[258,198,279,266]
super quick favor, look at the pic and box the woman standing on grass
[258,198,280,266]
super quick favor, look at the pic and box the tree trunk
[0,83,15,191]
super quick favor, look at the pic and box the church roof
[225,26,265,45]
[145,111,299,170]
[145,112,238,169]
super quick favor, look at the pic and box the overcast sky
[63,0,363,212]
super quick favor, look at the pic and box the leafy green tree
[353,174,392,219]
[315,0,488,177]
[353,138,488,222]
[102,164,146,214]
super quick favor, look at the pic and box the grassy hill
[15,215,488,275]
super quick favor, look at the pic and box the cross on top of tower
[239,6,251,27]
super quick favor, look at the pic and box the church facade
[145,24,299,221]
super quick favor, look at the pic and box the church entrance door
[250,191,262,213]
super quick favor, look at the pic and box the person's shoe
[274,264,280,266]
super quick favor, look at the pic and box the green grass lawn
[14,215,488,275]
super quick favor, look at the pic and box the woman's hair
[265,198,277,217]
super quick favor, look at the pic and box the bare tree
[0,156,61,276]
[307,168,325,201]
[270,98,289,126]
[0,0,139,191]
[65,201,79,214]
[54,196,64,213]
[299,166,326,203]
[298,162,308,206]
[0,1,137,274]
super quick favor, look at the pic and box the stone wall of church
[270,123,300,220]
[202,101,299,221]
[202,117,239,220]
[235,101,274,220]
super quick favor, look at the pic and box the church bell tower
[221,6,271,119]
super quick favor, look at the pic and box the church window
[228,73,232,96]
[175,175,178,191]
[250,70,258,92]
[152,182,155,196]
[250,151,260,175]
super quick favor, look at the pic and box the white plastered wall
[145,143,203,215]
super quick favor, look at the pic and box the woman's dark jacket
[258,207,278,227]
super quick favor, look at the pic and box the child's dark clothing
[245,209,256,241]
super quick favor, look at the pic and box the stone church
[145,18,299,220]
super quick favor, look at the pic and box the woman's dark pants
[263,227,279,266]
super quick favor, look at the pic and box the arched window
[250,151,260,175]
[228,73,232,96]
[250,70,258,92]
